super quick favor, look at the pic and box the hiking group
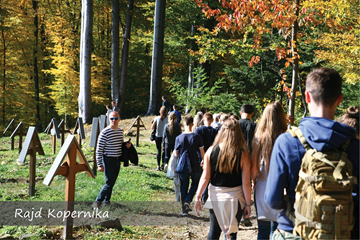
[96,68,359,240]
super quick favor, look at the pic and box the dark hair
[106,105,111,109]
[339,106,359,138]
[162,96,166,100]
[183,115,193,126]
[173,105,178,109]
[306,68,342,106]
[241,104,254,114]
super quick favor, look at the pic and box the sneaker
[163,164,168,173]
[103,201,110,207]
[92,201,101,210]
[160,165,164,171]
[184,201,192,212]
[181,210,188,216]
[156,166,160,171]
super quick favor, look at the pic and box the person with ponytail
[151,106,168,171]
[163,112,182,172]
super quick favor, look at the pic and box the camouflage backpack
[288,126,357,240]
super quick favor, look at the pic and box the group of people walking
[94,68,359,240]
[151,68,359,240]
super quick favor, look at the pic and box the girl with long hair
[163,112,182,171]
[194,118,251,240]
[151,106,168,170]
[251,101,287,240]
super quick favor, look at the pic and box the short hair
[111,101,116,104]
[203,112,213,122]
[173,104,178,109]
[241,104,254,114]
[183,115,193,126]
[213,113,219,121]
[306,68,342,106]
[162,96,166,100]
[109,111,120,118]
[106,104,111,109]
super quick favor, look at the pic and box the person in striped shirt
[93,111,131,209]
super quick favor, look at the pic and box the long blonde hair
[213,118,247,174]
[168,112,177,135]
[253,101,287,179]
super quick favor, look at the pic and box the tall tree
[146,0,166,116]
[78,0,93,123]
[111,0,120,111]
[119,0,135,115]
[33,0,42,131]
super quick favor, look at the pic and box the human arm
[95,130,107,168]
[250,141,259,188]
[194,146,213,215]
[241,150,252,218]
[151,118,157,130]
[199,147,205,166]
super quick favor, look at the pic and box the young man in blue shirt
[265,68,359,239]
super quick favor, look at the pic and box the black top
[163,123,182,144]
[209,145,243,187]
[238,119,257,153]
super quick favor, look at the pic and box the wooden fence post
[128,115,146,147]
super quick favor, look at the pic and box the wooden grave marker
[58,119,71,146]
[128,115,146,147]
[10,122,26,152]
[43,135,95,240]
[44,118,61,154]
[72,117,85,148]
[89,117,100,176]
[99,115,107,132]
[3,118,15,138]
[18,126,45,196]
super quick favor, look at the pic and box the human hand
[243,205,251,218]
[98,166,104,172]
[194,196,202,216]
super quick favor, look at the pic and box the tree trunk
[33,0,42,132]
[1,24,5,127]
[146,0,166,116]
[111,0,120,111]
[288,0,300,127]
[119,0,134,116]
[78,0,93,124]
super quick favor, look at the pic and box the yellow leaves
[285,62,290,68]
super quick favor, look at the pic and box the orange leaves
[248,55,260,67]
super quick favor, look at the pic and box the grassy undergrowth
[0,116,189,239]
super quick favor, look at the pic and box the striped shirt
[96,127,124,167]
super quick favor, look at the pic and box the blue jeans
[179,171,201,203]
[257,220,278,240]
[95,155,121,202]
[207,201,243,240]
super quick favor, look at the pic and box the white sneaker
[163,164,168,173]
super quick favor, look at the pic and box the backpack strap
[288,126,312,151]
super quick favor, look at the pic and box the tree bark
[78,0,93,124]
[146,0,166,116]
[288,0,300,127]
[119,0,134,116]
[111,0,120,112]
[33,0,42,132]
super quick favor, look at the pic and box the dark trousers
[95,155,121,202]
[155,137,165,166]
[207,202,243,240]
[164,143,174,165]
[179,171,201,203]
[257,220,278,240]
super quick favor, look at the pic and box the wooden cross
[3,118,15,138]
[72,117,85,148]
[10,122,26,152]
[128,115,146,147]
[58,119,71,146]
[44,118,61,154]
[18,126,45,196]
[43,135,95,240]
